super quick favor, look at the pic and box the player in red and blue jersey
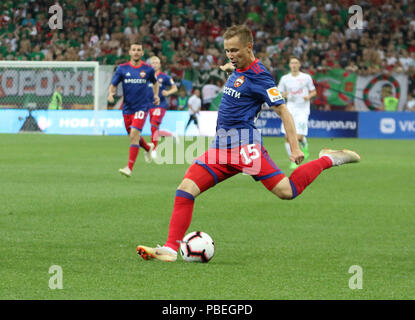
[148,56,178,158]
[137,25,360,262]
[108,43,160,177]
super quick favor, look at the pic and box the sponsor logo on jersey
[124,78,147,84]
[223,86,241,99]
[290,88,304,95]
[158,78,163,83]
[140,71,146,78]
[126,72,131,77]
[266,87,283,102]
[234,75,245,88]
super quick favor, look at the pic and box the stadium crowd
[1,0,415,109]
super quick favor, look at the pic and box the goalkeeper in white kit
[278,56,316,169]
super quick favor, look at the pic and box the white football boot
[119,166,132,177]
[137,245,177,262]
[319,148,361,166]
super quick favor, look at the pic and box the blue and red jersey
[111,61,157,114]
[213,58,285,149]
[149,71,175,109]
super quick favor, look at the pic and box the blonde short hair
[223,25,253,45]
[150,56,160,63]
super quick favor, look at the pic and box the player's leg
[137,149,237,261]
[136,176,203,262]
[267,149,360,200]
[120,111,151,176]
[193,114,200,133]
[149,108,167,158]
[184,115,192,134]
[298,134,309,160]
[119,127,141,177]
[133,110,154,163]
[149,107,159,149]
[137,168,214,262]
[150,123,159,147]
[296,113,310,161]
[132,109,151,155]
[127,127,141,171]
[139,136,151,152]
[119,114,135,177]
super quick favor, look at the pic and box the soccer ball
[180,231,215,263]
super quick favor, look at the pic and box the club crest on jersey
[234,76,245,88]
[266,87,283,102]
[140,71,146,78]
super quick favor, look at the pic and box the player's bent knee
[183,162,216,194]
[271,177,294,200]
[129,128,141,143]
[177,178,200,198]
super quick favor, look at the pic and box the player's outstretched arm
[272,104,304,164]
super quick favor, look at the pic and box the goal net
[0,61,99,111]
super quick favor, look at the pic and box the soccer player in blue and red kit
[108,43,160,177]
[137,25,360,262]
[148,56,178,158]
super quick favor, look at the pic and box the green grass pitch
[1,133,414,299]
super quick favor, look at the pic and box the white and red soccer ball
[180,231,215,263]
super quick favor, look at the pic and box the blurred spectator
[381,85,399,111]
[404,92,415,111]
[48,86,63,110]
[2,0,415,110]
[399,49,415,73]
[176,86,189,111]
[201,80,221,110]
[185,88,202,135]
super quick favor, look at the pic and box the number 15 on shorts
[240,144,260,165]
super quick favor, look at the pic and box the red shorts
[149,107,167,127]
[184,144,286,192]
[123,110,148,134]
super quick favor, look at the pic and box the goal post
[0,61,100,111]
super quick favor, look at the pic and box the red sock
[139,136,150,152]
[289,156,332,198]
[128,144,140,170]
[151,125,159,149]
[164,190,195,251]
